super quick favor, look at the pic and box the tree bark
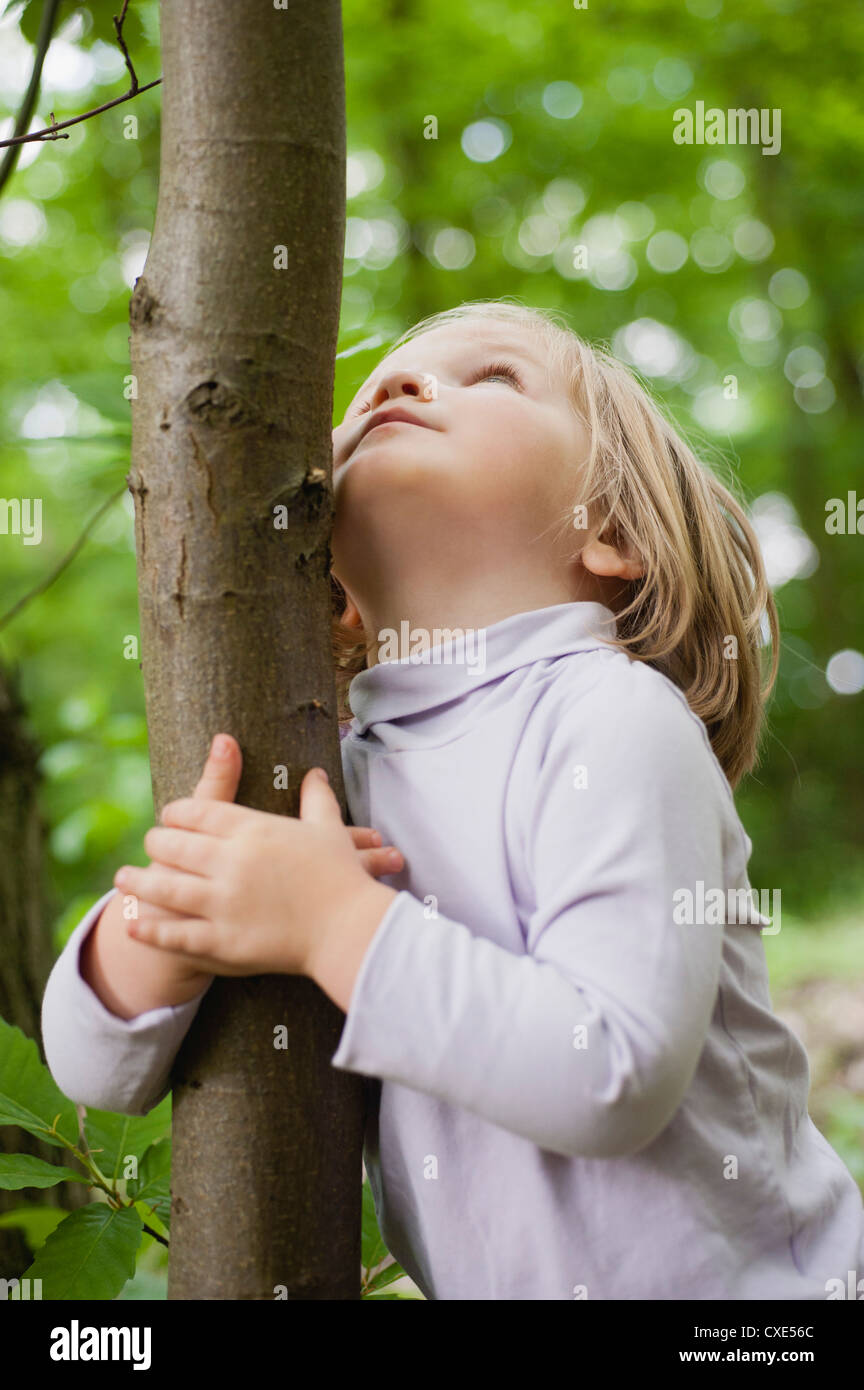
[128,0,361,1298]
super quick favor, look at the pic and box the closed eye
[465,360,524,390]
[348,359,524,416]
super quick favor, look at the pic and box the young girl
[42,299,864,1301]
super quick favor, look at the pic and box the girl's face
[330,320,590,601]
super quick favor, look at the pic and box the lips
[359,406,434,443]
[336,405,436,472]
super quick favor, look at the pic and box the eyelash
[466,360,524,390]
[352,360,523,415]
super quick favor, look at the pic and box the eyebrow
[476,338,546,368]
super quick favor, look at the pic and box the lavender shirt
[41,601,864,1299]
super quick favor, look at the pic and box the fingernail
[388,850,402,867]
[371,830,382,845]
[212,735,231,759]
[315,767,329,783]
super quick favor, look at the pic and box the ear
[580,534,644,582]
[340,592,364,630]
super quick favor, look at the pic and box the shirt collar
[347,600,618,735]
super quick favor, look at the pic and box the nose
[365,365,436,410]
[333,364,437,469]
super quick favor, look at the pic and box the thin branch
[141,1223,170,1249]
[0,78,162,149]
[112,0,138,92]
[0,483,128,633]
[0,1,162,162]
[50,1115,172,1250]
[0,0,64,195]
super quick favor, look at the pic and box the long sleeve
[331,669,738,1159]
[40,888,210,1116]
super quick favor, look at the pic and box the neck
[351,566,615,668]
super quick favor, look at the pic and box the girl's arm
[80,888,213,1019]
[41,888,210,1116]
[328,667,740,1158]
[40,735,241,1115]
[40,734,399,1117]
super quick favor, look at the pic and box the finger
[299,768,344,826]
[113,890,189,923]
[143,825,223,877]
[349,826,383,849]
[358,846,405,877]
[119,905,221,973]
[159,796,262,836]
[123,926,244,978]
[126,915,216,958]
[113,864,211,917]
[193,734,243,803]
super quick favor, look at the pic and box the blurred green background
[0,0,862,1191]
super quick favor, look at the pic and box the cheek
[495,409,584,505]
[457,401,530,472]
[460,405,568,506]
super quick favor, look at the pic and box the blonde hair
[331,298,779,789]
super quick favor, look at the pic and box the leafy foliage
[10,1203,142,1300]
[0,1017,410,1297]
[0,1154,88,1189]
[0,1023,79,1151]
[0,0,860,919]
[0,0,860,1302]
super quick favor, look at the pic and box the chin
[335,455,439,500]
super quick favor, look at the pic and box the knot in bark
[183,379,257,430]
[129,276,161,328]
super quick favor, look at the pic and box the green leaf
[115,1266,168,1300]
[126,1138,170,1224]
[0,1019,79,1150]
[77,0,148,49]
[335,330,387,360]
[361,1177,387,1272]
[20,432,132,447]
[364,1258,407,1293]
[12,1203,142,1300]
[0,1154,88,1190]
[133,1198,169,1239]
[0,1206,66,1251]
[333,333,388,424]
[82,1095,171,1183]
[16,0,42,46]
[58,372,134,427]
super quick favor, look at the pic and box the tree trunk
[0,663,89,1279]
[128,0,361,1298]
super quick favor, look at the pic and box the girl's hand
[113,735,404,978]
